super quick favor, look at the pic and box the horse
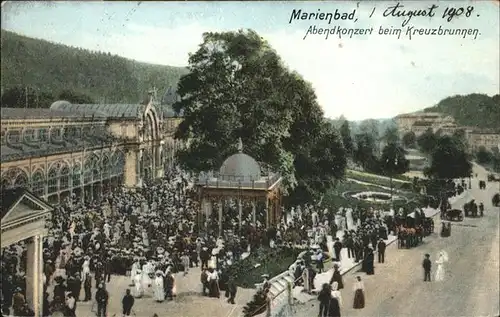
[396,225,418,249]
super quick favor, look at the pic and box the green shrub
[226,247,302,288]
[242,287,269,317]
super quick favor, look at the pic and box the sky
[1,1,499,120]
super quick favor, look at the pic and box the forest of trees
[1,30,188,106]
[424,93,500,130]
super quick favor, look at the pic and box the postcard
[1,1,499,317]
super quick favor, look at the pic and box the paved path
[294,164,500,317]
[74,263,255,317]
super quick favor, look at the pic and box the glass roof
[51,101,145,118]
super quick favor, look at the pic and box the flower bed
[344,190,408,204]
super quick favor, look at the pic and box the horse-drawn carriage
[478,180,486,190]
[487,173,500,182]
[442,208,464,221]
[422,217,435,236]
[464,200,483,217]
[396,224,424,249]
[440,222,451,237]
[493,193,500,207]
[394,209,433,249]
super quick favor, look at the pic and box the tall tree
[330,115,347,129]
[58,90,95,104]
[173,29,346,202]
[1,86,54,108]
[452,128,468,152]
[383,126,400,145]
[358,119,380,140]
[417,128,438,154]
[340,121,354,157]
[353,133,378,171]
[424,135,472,180]
[476,146,493,165]
[380,143,410,176]
[402,131,417,148]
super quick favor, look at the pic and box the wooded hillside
[1,30,188,106]
[424,93,500,130]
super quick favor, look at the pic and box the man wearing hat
[95,260,104,287]
[65,292,76,317]
[261,274,270,290]
[200,268,209,296]
[422,254,432,282]
[225,275,238,304]
[12,287,26,316]
[377,238,386,263]
[329,264,344,290]
[333,238,343,262]
[66,275,78,301]
[83,273,92,302]
[122,289,135,316]
[95,284,108,317]
[104,258,113,283]
[164,269,175,300]
[200,247,210,270]
[53,276,67,303]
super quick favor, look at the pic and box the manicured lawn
[346,169,413,191]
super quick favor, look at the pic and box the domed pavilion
[195,139,283,236]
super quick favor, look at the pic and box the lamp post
[386,157,398,201]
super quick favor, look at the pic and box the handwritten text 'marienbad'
[289,9,358,24]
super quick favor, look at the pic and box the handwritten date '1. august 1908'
[289,3,477,28]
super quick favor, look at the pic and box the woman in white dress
[130,259,140,286]
[133,269,144,298]
[153,271,165,302]
[331,281,343,308]
[142,262,152,289]
[81,256,91,283]
[435,251,448,282]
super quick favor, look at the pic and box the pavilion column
[265,198,270,228]
[137,150,143,185]
[251,200,256,226]
[218,200,223,237]
[238,199,243,231]
[204,198,213,235]
[26,235,43,317]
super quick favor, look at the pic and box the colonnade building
[0,93,183,205]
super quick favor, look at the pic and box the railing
[241,273,300,317]
[196,173,281,190]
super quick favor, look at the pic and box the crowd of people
[1,164,402,317]
[286,207,391,295]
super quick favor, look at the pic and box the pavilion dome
[219,153,261,181]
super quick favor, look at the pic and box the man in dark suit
[422,254,432,282]
[333,238,343,262]
[225,276,238,304]
[377,239,386,263]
